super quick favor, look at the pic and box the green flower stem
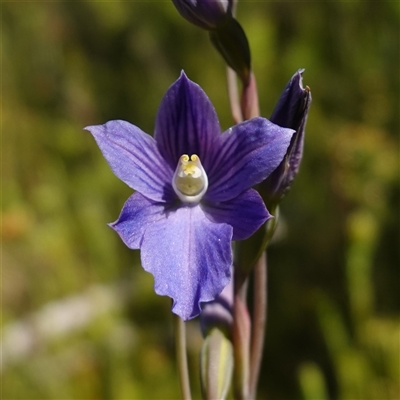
[174,314,192,400]
[248,206,279,274]
[249,251,268,399]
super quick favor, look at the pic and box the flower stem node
[173,154,208,203]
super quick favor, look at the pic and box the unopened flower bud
[172,0,251,84]
[200,328,234,400]
[172,0,233,30]
[261,69,312,208]
[209,17,251,84]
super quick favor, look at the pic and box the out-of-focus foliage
[2,1,399,399]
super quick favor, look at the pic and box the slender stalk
[174,314,192,400]
[232,0,238,16]
[249,251,268,399]
[240,72,260,120]
[232,281,251,400]
[226,66,243,123]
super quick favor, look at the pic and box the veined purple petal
[109,192,169,249]
[85,120,175,203]
[154,72,222,171]
[140,205,233,320]
[202,189,270,241]
[205,117,294,202]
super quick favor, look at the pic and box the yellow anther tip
[180,154,189,163]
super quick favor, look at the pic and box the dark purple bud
[261,69,311,208]
[172,0,233,30]
[172,0,251,84]
[209,17,251,84]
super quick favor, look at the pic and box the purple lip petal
[205,117,294,202]
[109,192,168,249]
[202,189,270,241]
[85,120,175,203]
[154,72,222,170]
[140,205,233,320]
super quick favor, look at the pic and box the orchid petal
[202,189,270,241]
[85,120,175,203]
[154,72,222,171]
[109,192,168,249]
[141,205,233,320]
[205,118,294,202]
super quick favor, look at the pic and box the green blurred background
[2,1,399,399]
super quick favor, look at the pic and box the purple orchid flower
[85,72,293,320]
[171,0,233,30]
[261,69,312,208]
